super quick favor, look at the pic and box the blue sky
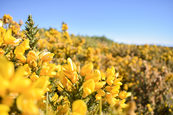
[1,0,173,46]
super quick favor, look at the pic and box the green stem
[46,92,49,115]
[100,97,102,115]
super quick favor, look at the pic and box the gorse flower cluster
[0,14,173,115]
[49,59,131,114]
[0,15,131,115]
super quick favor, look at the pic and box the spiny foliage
[25,15,38,49]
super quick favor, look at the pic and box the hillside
[0,14,173,115]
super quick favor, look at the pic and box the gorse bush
[0,14,173,115]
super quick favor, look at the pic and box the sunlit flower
[0,104,10,115]
[83,79,95,98]
[106,66,115,85]
[40,63,57,77]
[40,52,54,62]
[119,91,131,100]
[106,94,119,106]
[96,89,105,100]
[0,56,14,96]
[27,50,38,67]
[1,28,16,45]
[62,23,68,31]
[80,63,93,76]
[17,76,49,114]
[72,100,87,115]
[95,81,106,90]
[14,39,30,62]
[63,58,78,83]
[3,14,13,24]
[30,72,39,82]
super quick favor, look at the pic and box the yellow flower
[3,14,13,24]
[32,76,49,93]
[83,79,95,98]
[16,76,49,114]
[63,58,78,83]
[22,38,30,49]
[106,67,115,85]
[51,93,59,103]
[1,96,14,107]
[40,52,54,62]
[96,89,105,100]
[92,70,101,82]
[22,77,49,100]
[17,95,39,115]
[0,56,33,100]
[0,104,10,115]
[23,64,31,76]
[101,71,106,80]
[30,72,39,82]
[0,27,17,45]
[123,84,128,90]
[147,104,153,112]
[80,63,93,76]
[0,56,14,96]
[113,74,122,86]
[119,99,128,108]
[133,96,137,100]
[95,94,102,101]
[14,39,30,62]
[85,70,101,82]
[110,86,120,96]
[106,94,119,106]
[0,56,14,79]
[56,65,73,91]
[95,81,106,90]
[27,50,38,67]
[119,91,131,100]
[3,29,16,44]
[0,27,5,46]
[72,100,87,115]
[40,63,57,77]
[62,23,68,31]
[10,67,31,93]
[169,109,172,112]
[38,39,49,49]
[106,67,115,77]
[15,47,26,62]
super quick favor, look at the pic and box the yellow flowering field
[0,14,173,115]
